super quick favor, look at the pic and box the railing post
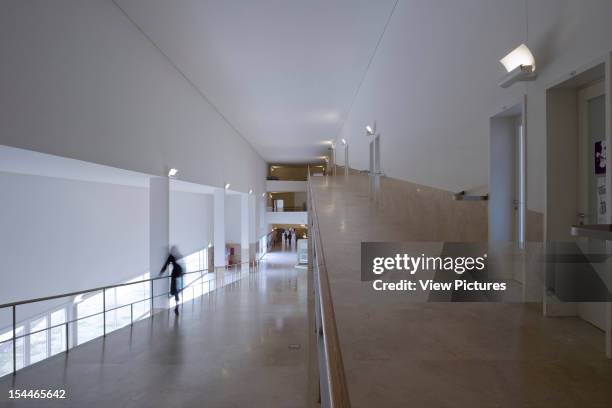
[130,303,134,326]
[12,305,16,375]
[150,279,154,317]
[102,288,106,337]
[65,322,69,352]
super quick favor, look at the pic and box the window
[50,309,66,355]
[28,317,47,364]
[76,292,103,345]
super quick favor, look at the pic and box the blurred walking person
[160,245,184,315]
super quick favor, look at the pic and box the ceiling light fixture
[224,183,231,190]
[499,44,537,88]
[249,189,253,195]
[168,168,178,177]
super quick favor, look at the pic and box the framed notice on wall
[594,140,606,175]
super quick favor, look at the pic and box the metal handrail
[452,190,489,201]
[0,268,207,310]
[1,254,265,376]
[307,170,351,407]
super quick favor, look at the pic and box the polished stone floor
[311,173,612,408]
[0,247,308,408]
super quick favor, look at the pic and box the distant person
[287,230,292,246]
[291,230,297,246]
[160,246,184,316]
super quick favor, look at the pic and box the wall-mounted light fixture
[208,242,213,248]
[341,138,347,145]
[248,189,253,195]
[262,192,266,197]
[366,123,376,136]
[499,44,537,88]
[224,183,231,190]
[168,168,178,177]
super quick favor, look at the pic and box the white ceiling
[115,0,397,163]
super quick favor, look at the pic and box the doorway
[545,60,611,357]
[489,101,526,246]
[577,80,607,329]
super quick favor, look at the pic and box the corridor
[0,248,308,408]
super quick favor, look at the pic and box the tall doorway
[577,80,607,329]
[489,101,526,247]
[545,59,611,357]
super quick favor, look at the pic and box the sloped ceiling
[115,0,397,163]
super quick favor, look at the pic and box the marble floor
[0,247,308,408]
[310,173,612,408]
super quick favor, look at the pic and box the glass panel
[29,317,48,364]
[15,327,25,370]
[76,314,103,346]
[0,329,14,377]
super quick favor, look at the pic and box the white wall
[266,211,308,226]
[0,171,148,304]
[337,0,612,214]
[266,180,307,192]
[170,190,213,256]
[0,0,266,196]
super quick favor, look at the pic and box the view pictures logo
[372,253,487,275]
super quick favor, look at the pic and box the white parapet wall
[266,211,308,226]
[266,180,307,192]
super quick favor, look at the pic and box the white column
[149,176,169,312]
[249,194,257,246]
[240,193,250,262]
[344,144,349,177]
[213,188,226,268]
